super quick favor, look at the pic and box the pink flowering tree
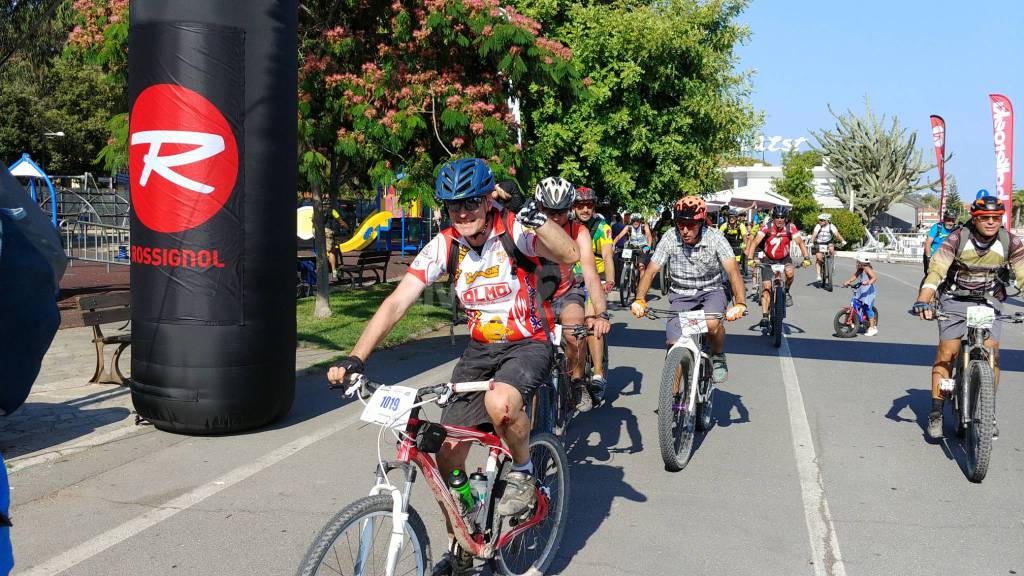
[298,0,579,203]
[299,0,580,316]
[66,0,129,172]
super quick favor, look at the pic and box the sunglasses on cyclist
[444,197,485,213]
[542,207,569,216]
[975,214,1002,223]
[574,201,595,209]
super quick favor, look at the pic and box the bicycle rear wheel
[823,256,833,290]
[696,361,715,432]
[658,346,696,471]
[619,261,633,307]
[297,495,430,576]
[964,359,995,483]
[492,432,570,576]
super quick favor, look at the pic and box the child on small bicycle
[842,252,878,336]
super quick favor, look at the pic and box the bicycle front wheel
[658,346,697,471]
[964,359,995,483]
[771,286,785,348]
[833,309,858,338]
[492,432,570,576]
[297,495,431,576]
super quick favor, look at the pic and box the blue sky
[736,0,1023,196]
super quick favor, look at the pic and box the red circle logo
[129,84,239,233]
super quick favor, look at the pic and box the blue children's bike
[833,283,879,338]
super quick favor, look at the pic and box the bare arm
[533,219,579,264]
[644,224,653,247]
[863,266,877,285]
[721,257,745,307]
[795,235,810,260]
[634,260,660,302]
[612,227,628,244]
[602,242,615,286]
[349,274,428,361]
[577,229,607,313]
[746,231,766,261]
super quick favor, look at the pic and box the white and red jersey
[760,222,799,260]
[408,209,550,344]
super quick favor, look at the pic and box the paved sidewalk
[0,326,341,468]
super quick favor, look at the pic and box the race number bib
[621,248,633,259]
[360,385,418,430]
[677,310,709,337]
[966,305,996,329]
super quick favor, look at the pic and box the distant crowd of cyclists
[325,156,1024,572]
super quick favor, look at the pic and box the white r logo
[131,130,225,194]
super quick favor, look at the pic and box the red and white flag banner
[929,115,946,213]
[989,94,1014,228]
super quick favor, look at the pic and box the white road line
[779,337,847,576]
[20,412,361,576]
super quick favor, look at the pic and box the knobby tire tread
[492,432,570,576]
[658,346,696,471]
[965,359,995,483]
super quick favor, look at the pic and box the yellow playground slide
[337,211,393,252]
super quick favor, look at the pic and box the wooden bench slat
[77,292,131,310]
[82,307,132,326]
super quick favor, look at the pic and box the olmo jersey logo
[130,84,239,233]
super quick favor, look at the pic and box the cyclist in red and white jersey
[746,205,811,326]
[327,158,579,525]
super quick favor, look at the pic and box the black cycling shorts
[440,338,553,429]
[759,256,793,283]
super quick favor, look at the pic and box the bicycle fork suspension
[363,464,417,576]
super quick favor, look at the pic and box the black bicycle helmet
[770,205,790,219]
[942,209,957,221]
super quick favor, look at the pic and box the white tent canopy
[706,186,792,210]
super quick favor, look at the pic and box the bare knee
[485,383,524,427]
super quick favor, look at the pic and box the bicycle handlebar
[644,308,726,320]
[339,374,494,404]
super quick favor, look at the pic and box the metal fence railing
[61,219,130,270]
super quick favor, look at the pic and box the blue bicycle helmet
[435,158,495,201]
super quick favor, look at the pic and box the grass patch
[296,283,451,354]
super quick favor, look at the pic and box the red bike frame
[395,418,550,557]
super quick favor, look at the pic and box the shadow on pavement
[245,333,470,434]
[712,389,751,427]
[883,387,986,481]
[0,387,132,459]
[550,406,647,573]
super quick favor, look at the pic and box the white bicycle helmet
[818,213,830,222]
[855,251,870,263]
[535,176,575,211]
[630,212,642,222]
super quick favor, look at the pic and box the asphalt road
[10,257,1024,576]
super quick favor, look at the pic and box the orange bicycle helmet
[970,195,1005,216]
[673,196,707,222]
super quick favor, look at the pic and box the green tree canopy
[772,149,821,228]
[518,0,760,210]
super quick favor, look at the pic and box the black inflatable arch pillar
[128,1,297,433]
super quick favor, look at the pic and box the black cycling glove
[331,355,365,376]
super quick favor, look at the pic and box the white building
[712,163,843,210]
[715,164,923,232]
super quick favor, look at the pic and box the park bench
[337,249,391,287]
[76,291,131,386]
